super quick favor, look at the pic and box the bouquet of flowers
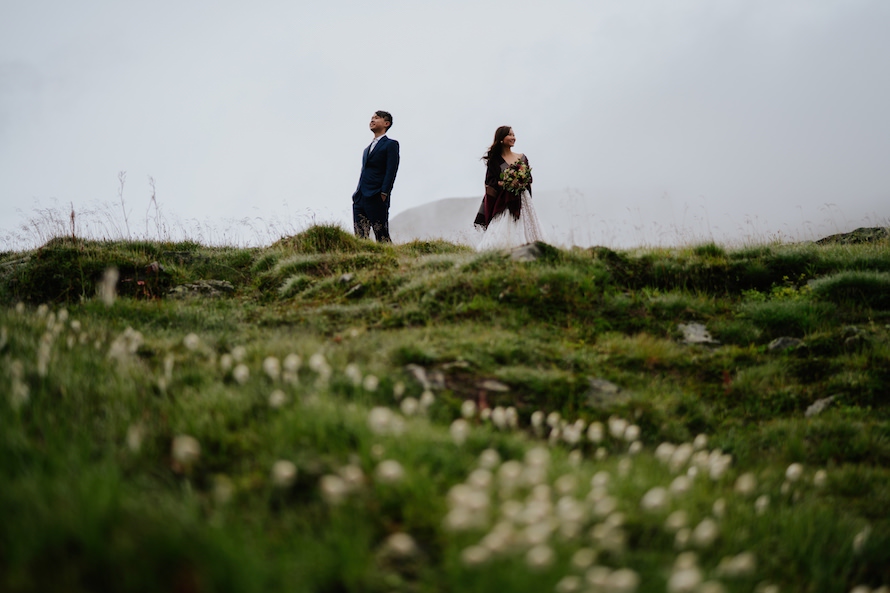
[500,159,532,196]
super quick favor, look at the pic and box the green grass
[1,226,889,592]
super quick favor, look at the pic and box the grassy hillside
[1,226,889,593]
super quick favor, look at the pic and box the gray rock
[768,337,805,352]
[509,243,542,262]
[815,227,889,245]
[478,379,510,392]
[585,377,629,408]
[168,280,235,299]
[678,322,719,345]
[805,396,836,418]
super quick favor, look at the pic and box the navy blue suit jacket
[353,135,400,202]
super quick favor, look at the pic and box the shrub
[809,271,890,309]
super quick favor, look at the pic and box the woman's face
[502,129,516,147]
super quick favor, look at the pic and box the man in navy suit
[352,110,400,242]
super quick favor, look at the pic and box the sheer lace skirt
[476,191,544,251]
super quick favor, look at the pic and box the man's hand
[381,193,388,201]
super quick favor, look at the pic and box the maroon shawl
[473,154,532,230]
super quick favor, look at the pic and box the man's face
[369,114,390,134]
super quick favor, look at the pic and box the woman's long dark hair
[482,125,512,164]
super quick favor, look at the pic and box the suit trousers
[353,193,391,242]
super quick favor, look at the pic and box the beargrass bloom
[232,363,250,384]
[183,333,201,351]
[376,459,405,483]
[271,460,297,488]
[320,474,348,504]
[268,389,287,408]
[263,356,281,380]
[785,462,804,482]
[450,419,470,444]
[171,435,200,468]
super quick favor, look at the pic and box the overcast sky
[2,0,889,248]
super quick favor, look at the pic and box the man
[352,110,400,242]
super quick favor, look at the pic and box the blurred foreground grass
[1,226,889,592]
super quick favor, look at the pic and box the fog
[2,0,888,249]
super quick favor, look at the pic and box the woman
[474,126,544,250]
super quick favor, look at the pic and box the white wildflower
[461,399,477,419]
[126,424,144,452]
[608,416,628,439]
[491,406,507,429]
[712,498,727,518]
[525,446,550,467]
[813,469,828,488]
[271,460,298,488]
[691,518,719,547]
[400,397,419,416]
[555,575,583,593]
[585,566,612,589]
[232,363,250,385]
[362,374,379,391]
[754,495,770,516]
[785,462,804,483]
[693,433,708,450]
[734,472,757,496]
[344,363,362,386]
[505,406,518,428]
[853,526,870,553]
[587,421,604,442]
[183,333,201,351]
[283,353,301,372]
[230,345,247,361]
[382,533,417,558]
[667,567,703,593]
[419,389,435,410]
[368,406,393,434]
[320,474,348,504]
[268,389,288,408]
[478,448,500,469]
[392,381,405,400]
[624,424,641,442]
[99,267,119,306]
[670,475,692,495]
[606,568,641,593]
[546,411,561,428]
[460,545,490,566]
[641,487,670,512]
[171,435,200,467]
[467,468,492,490]
[656,442,677,463]
[555,474,578,495]
[571,547,597,569]
[219,353,233,372]
[717,551,757,577]
[665,510,689,532]
[263,356,281,380]
[670,443,694,472]
[525,544,555,570]
[595,446,608,460]
[213,474,235,505]
[450,419,470,445]
[338,464,364,490]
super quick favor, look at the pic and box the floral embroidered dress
[474,153,544,250]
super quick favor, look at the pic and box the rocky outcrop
[815,227,889,245]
